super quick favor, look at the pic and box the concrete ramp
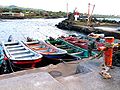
[0,72,67,90]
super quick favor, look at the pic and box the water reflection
[94,26,118,31]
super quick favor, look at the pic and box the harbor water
[0,18,120,42]
[0,18,84,42]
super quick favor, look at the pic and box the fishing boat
[23,40,68,59]
[61,36,88,49]
[2,41,43,68]
[46,38,96,59]
[87,33,105,48]
[61,35,105,50]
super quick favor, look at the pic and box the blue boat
[23,40,68,59]
[0,46,4,66]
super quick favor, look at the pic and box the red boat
[62,36,88,49]
[61,36,104,50]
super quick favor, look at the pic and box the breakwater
[56,20,120,39]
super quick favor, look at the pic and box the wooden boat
[46,38,96,59]
[2,41,43,68]
[87,33,105,48]
[61,35,105,50]
[61,36,88,49]
[23,40,67,59]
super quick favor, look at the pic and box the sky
[0,0,120,15]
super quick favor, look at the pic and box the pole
[91,4,95,16]
[87,3,90,26]
[104,37,114,67]
[67,3,69,18]
[88,3,90,17]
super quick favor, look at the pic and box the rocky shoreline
[56,19,120,39]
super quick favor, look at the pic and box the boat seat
[6,44,22,48]
[31,47,47,50]
[28,44,40,47]
[55,45,66,48]
[4,42,19,46]
[10,50,30,55]
[64,48,73,51]
[13,56,38,60]
[8,47,25,51]
[13,53,34,58]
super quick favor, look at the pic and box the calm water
[0,18,81,42]
[0,18,119,42]
[95,18,120,31]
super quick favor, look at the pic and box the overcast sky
[0,0,120,15]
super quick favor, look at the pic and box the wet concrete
[0,57,120,90]
[0,72,67,90]
[57,58,120,90]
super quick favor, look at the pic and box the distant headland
[0,5,120,19]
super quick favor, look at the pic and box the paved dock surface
[0,57,120,90]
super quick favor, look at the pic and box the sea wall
[0,16,25,19]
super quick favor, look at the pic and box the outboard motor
[27,37,33,42]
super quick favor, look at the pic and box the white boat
[2,41,43,68]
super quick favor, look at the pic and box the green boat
[0,45,8,74]
[46,38,97,59]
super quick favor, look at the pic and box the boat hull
[11,58,42,68]
[43,53,66,59]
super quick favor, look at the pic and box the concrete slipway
[0,57,120,90]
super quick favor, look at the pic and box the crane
[87,3,95,26]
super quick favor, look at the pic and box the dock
[0,57,120,90]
